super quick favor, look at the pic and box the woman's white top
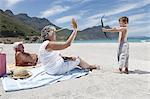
[38,40,64,74]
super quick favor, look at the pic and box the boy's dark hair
[119,16,129,24]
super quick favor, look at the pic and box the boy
[102,16,129,74]
[13,42,38,66]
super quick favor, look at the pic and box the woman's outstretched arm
[46,18,78,51]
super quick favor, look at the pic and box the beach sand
[0,43,150,99]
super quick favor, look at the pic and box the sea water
[74,38,150,43]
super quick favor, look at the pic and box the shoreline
[0,37,150,44]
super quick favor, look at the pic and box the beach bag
[0,47,6,77]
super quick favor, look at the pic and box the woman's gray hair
[41,25,56,41]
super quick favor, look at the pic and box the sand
[0,42,150,99]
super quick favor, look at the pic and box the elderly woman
[39,18,99,75]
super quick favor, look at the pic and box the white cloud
[75,0,93,3]
[39,5,70,18]
[105,20,118,26]
[55,0,92,3]
[127,13,150,37]
[3,0,24,7]
[85,0,150,20]
[79,17,99,30]
[87,13,104,20]
[106,4,137,16]
[54,9,86,25]
[55,15,81,24]
[128,25,150,37]
[106,0,150,16]
[129,13,150,22]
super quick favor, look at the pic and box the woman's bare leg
[78,57,99,70]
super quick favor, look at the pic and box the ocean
[74,38,150,43]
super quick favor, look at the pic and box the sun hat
[11,68,32,79]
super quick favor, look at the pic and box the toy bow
[101,15,109,38]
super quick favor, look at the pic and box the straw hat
[12,68,32,79]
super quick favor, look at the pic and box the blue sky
[0,0,150,37]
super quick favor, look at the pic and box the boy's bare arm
[102,27,126,33]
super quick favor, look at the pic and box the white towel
[1,66,88,92]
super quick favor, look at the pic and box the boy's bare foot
[114,68,122,74]
[119,68,122,72]
[123,67,129,74]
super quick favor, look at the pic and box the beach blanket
[1,66,89,92]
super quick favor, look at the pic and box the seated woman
[13,42,38,66]
[39,18,99,75]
